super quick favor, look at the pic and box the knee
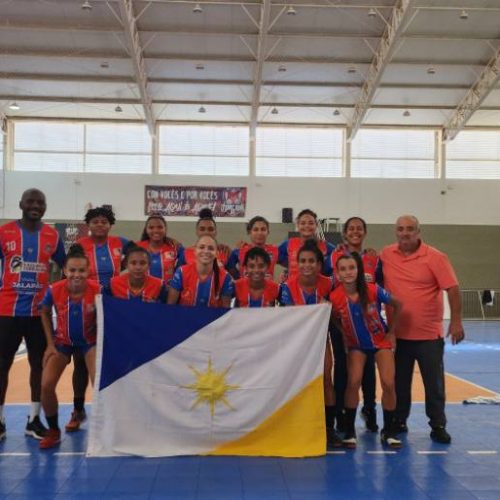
[380,378,396,394]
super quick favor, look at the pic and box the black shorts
[0,316,46,363]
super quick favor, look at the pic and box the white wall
[1,170,499,225]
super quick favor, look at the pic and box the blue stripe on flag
[99,295,230,390]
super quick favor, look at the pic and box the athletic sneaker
[395,420,408,434]
[380,429,402,449]
[326,427,343,450]
[65,409,87,432]
[342,432,357,449]
[25,416,47,440]
[430,426,451,444]
[361,408,379,432]
[39,429,61,449]
[0,420,5,440]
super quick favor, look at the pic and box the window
[13,121,152,173]
[446,131,500,179]
[351,129,436,178]
[256,127,343,177]
[159,125,248,176]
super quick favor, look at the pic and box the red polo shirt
[380,241,458,340]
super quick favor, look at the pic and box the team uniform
[226,243,279,279]
[41,280,101,356]
[177,245,228,269]
[234,277,279,307]
[279,274,332,306]
[106,274,167,303]
[0,221,66,380]
[136,240,178,285]
[170,263,234,307]
[278,237,335,279]
[330,283,392,351]
[77,235,129,287]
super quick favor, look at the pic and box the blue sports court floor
[1,320,500,500]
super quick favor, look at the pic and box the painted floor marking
[366,451,398,455]
[326,450,346,455]
[54,452,85,456]
[417,451,448,455]
[467,450,498,455]
[0,452,30,456]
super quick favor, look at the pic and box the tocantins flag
[87,296,331,457]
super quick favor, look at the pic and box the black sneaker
[25,416,47,440]
[361,408,379,432]
[380,428,402,449]
[326,427,343,450]
[430,426,451,444]
[342,432,357,449]
[395,420,408,434]
[0,420,5,441]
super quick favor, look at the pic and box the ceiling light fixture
[286,6,297,16]
[193,3,203,13]
[115,105,123,113]
[459,9,468,20]
[278,64,287,72]
[198,106,206,113]
[100,61,109,69]
[271,107,279,115]
[9,102,20,111]
[427,66,436,75]
[403,109,411,117]
[81,1,92,11]
[347,66,357,74]
[368,8,377,17]
[196,63,205,70]
[333,109,340,116]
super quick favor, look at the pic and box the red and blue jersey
[170,263,234,307]
[279,274,332,306]
[0,221,65,317]
[106,274,166,303]
[328,247,380,288]
[227,243,279,279]
[77,235,129,287]
[136,240,178,285]
[42,279,100,347]
[234,277,279,308]
[278,237,335,279]
[329,283,391,350]
[177,245,229,269]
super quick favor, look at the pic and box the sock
[29,402,41,422]
[344,407,357,434]
[74,397,85,412]
[0,404,4,422]
[325,405,335,430]
[46,414,59,431]
[383,409,396,431]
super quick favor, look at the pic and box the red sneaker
[39,429,61,449]
[65,410,86,432]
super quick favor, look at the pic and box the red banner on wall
[144,185,247,217]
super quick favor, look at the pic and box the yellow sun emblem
[182,357,239,417]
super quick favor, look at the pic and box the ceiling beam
[117,0,156,136]
[348,0,414,141]
[249,0,272,135]
[6,94,500,111]
[443,45,500,141]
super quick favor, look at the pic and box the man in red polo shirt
[380,215,464,444]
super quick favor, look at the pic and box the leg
[361,351,378,431]
[415,339,447,429]
[331,326,347,429]
[343,350,366,448]
[66,350,89,432]
[395,339,416,426]
[84,346,96,387]
[376,349,401,448]
[323,336,334,406]
[40,350,69,450]
[0,317,23,405]
[23,317,47,403]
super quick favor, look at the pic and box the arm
[40,305,58,365]
[167,287,180,305]
[220,296,232,308]
[446,285,464,344]
[385,296,402,348]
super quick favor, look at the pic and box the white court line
[0,452,30,456]
[445,372,498,395]
[366,451,398,455]
[417,451,448,455]
[326,451,346,455]
[54,452,85,456]
[467,451,498,455]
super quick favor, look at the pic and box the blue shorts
[55,343,95,357]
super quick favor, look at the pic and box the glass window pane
[15,122,84,152]
[15,152,83,172]
[85,154,151,174]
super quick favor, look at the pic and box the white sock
[0,404,4,423]
[29,402,41,422]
